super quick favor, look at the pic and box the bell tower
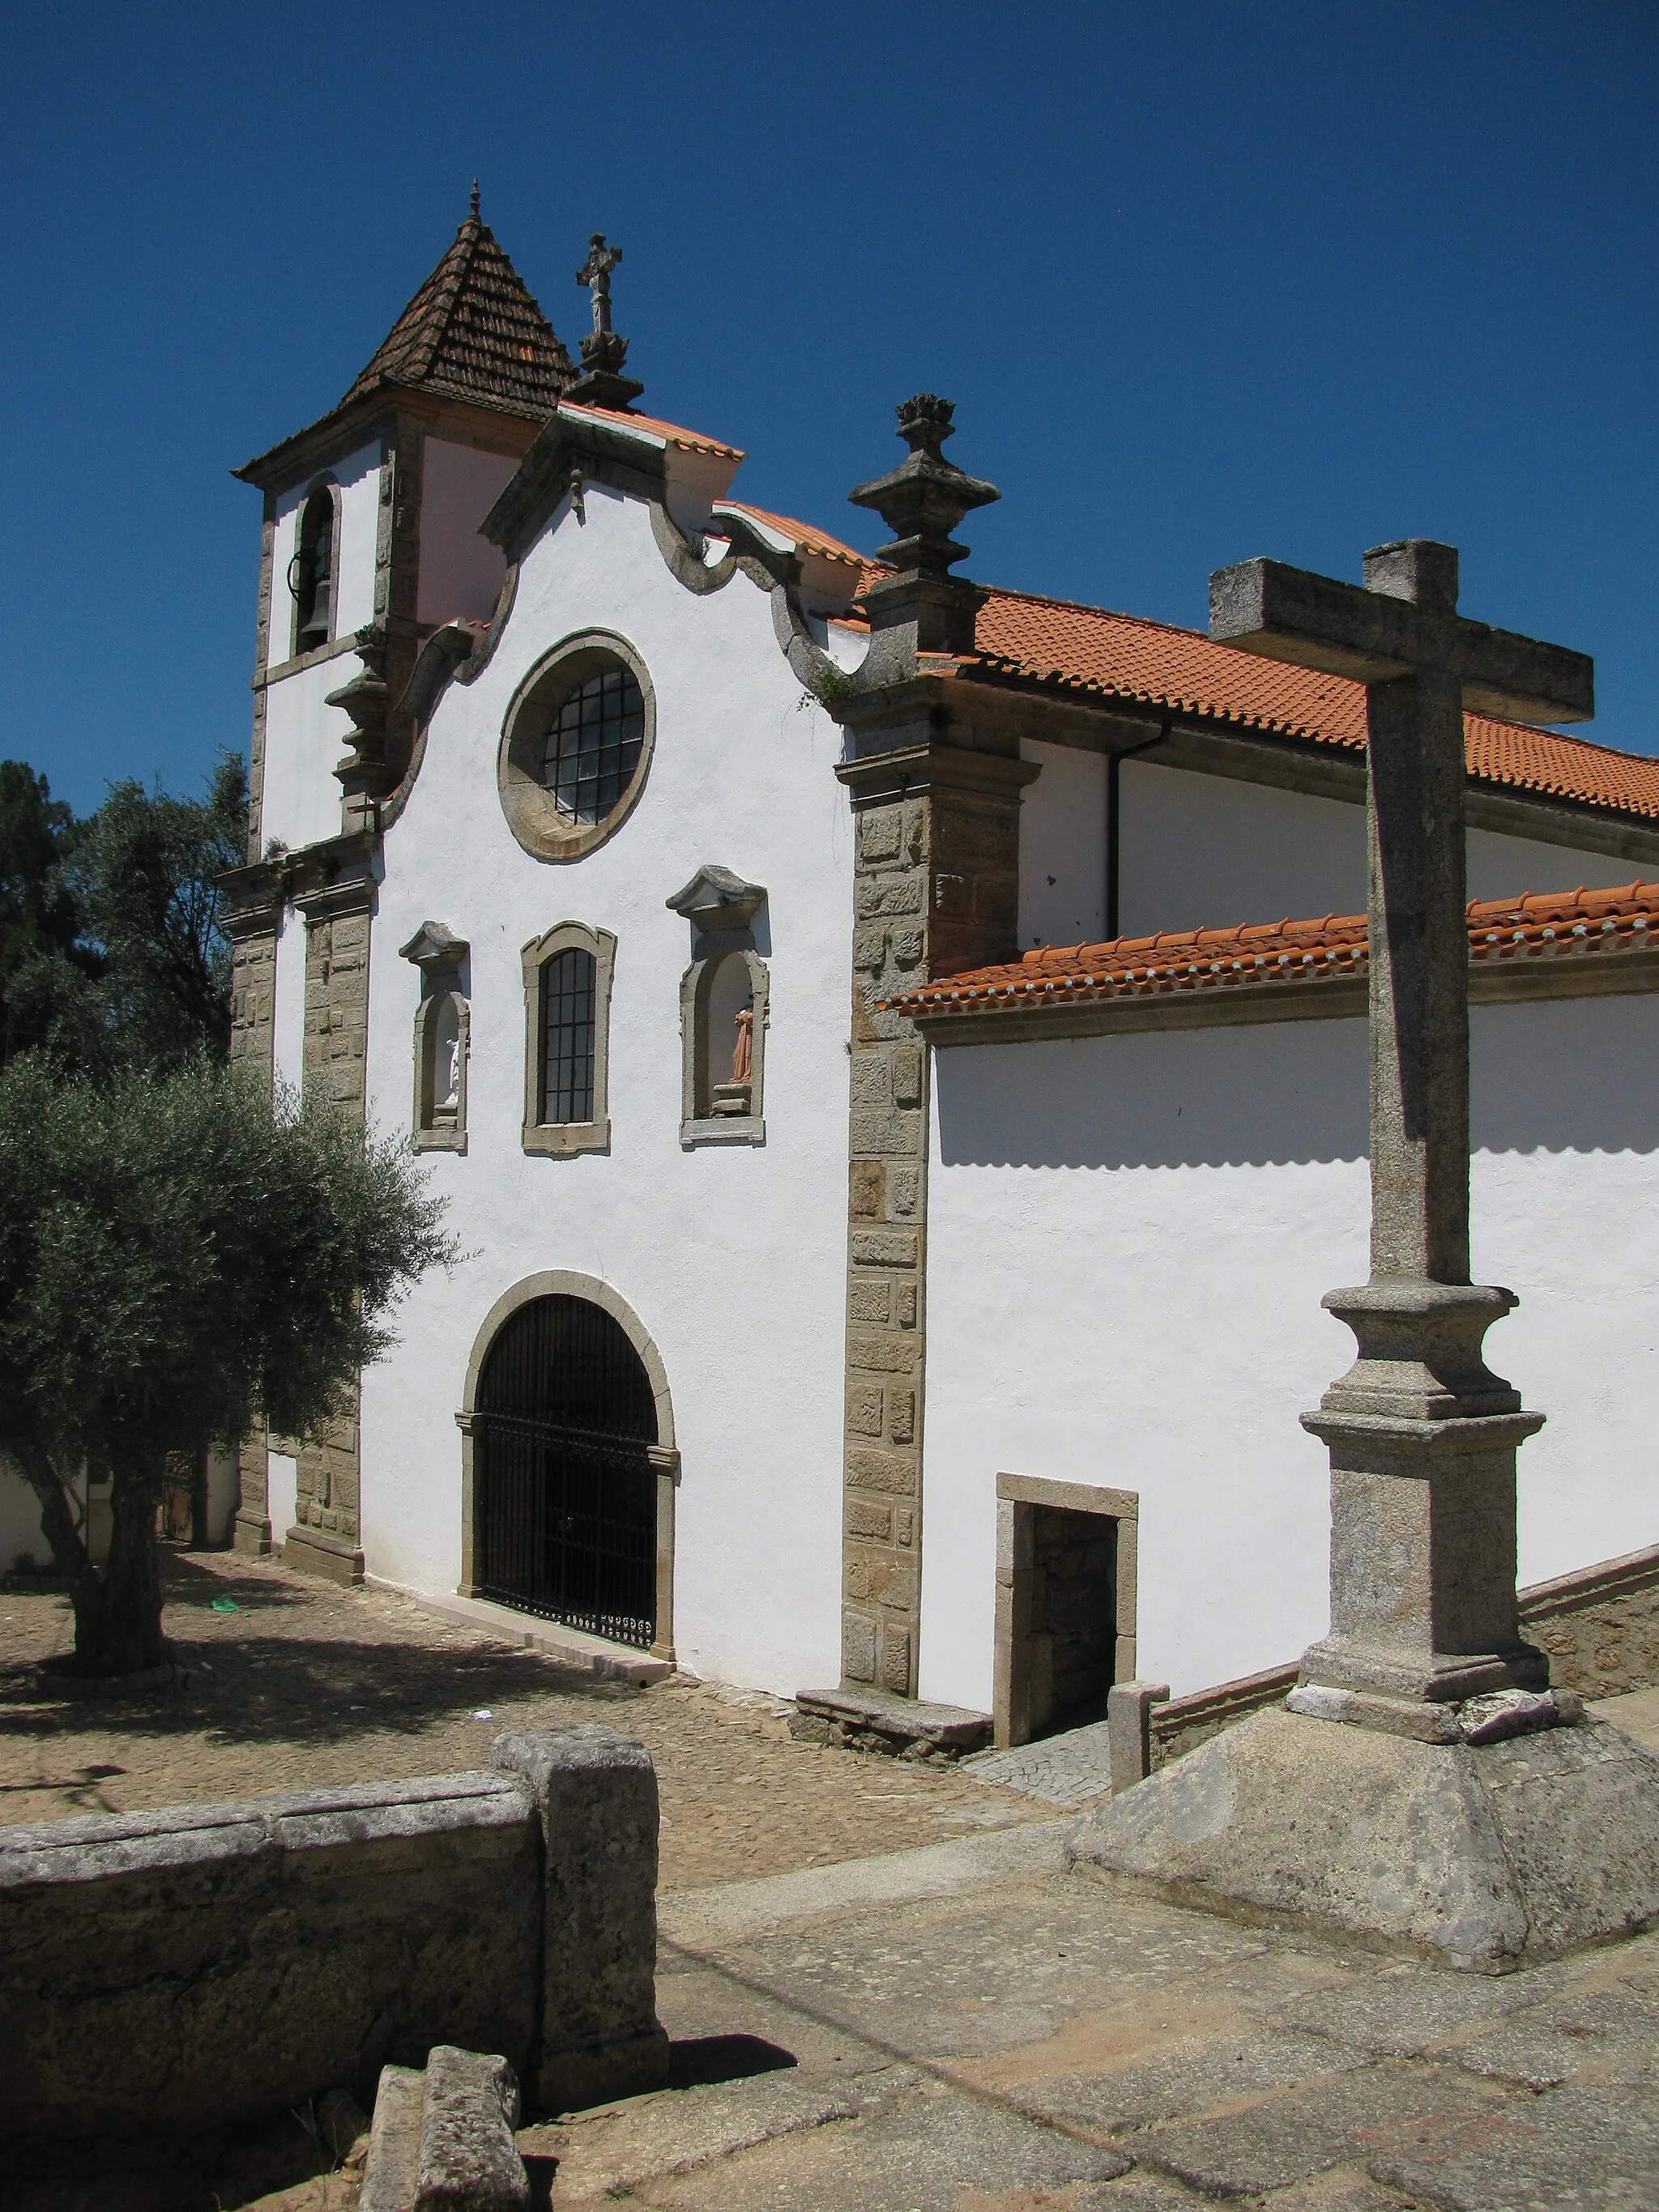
[222,191,576,1578]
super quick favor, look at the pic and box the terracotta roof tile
[885,880,1659,1021]
[966,586,1659,825]
[341,203,574,419]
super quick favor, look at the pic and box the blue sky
[1,2,1654,815]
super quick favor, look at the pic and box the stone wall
[1520,1543,1659,1700]
[224,873,283,1558]
[1146,1542,1659,1769]
[289,880,374,1579]
[0,1724,665,2141]
[837,746,1032,1698]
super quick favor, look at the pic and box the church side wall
[356,489,853,1697]
[919,990,1659,1710]
[1018,740,1107,952]
[1115,758,1643,942]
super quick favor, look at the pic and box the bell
[296,576,331,649]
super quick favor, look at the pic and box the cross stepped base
[1073,1705,1659,1971]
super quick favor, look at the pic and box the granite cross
[577,233,622,341]
[1211,541,1595,1737]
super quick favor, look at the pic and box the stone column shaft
[1366,669,1470,1284]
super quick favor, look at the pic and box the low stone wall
[0,1723,666,2142]
[1149,1543,1659,1771]
[1518,1543,1659,1701]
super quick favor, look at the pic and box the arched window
[522,921,616,1155]
[291,484,337,654]
[541,947,595,1123]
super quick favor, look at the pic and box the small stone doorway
[992,1474,1139,1750]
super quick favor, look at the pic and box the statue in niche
[710,999,754,1117]
[439,1029,462,1112]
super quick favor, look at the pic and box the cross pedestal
[1075,542,1659,1967]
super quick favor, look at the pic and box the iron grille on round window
[542,665,646,824]
[541,948,595,1123]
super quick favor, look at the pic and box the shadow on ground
[0,1550,640,1758]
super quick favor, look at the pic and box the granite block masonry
[0,1724,667,2141]
[1077,540,1659,1965]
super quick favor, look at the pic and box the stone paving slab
[1368,2078,1659,2210]
[614,2076,1134,2209]
[630,1837,1659,2212]
[1129,2056,1530,2198]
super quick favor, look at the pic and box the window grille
[540,947,596,1123]
[542,666,646,824]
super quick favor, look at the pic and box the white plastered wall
[357,484,855,1697]
[0,1461,45,1569]
[1019,741,1107,951]
[416,439,517,626]
[259,440,381,855]
[268,440,382,667]
[1115,758,1643,941]
[919,991,1659,1711]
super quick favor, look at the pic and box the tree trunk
[20,1451,168,1677]
[19,1450,106,1664]
[86,1468,168,1675]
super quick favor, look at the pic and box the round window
[543,665,646,823]
[498,633,655,862]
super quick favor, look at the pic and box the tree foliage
[0,752,245,1075]
[0,761,96,1065]
[0,1058,457,1675]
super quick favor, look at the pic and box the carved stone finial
[895,393,956,462]
[568,231,645,410]
[470,179,480,221]
[847,395,1000,656]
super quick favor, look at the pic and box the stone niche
[994,1473,1139,1750]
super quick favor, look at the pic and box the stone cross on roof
[1212,541,1595,1738]
[569,232,643,411]
[576,232,622,340]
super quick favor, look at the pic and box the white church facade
[208,198,1659,1742]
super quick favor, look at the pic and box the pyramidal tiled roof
[339,193,575,419]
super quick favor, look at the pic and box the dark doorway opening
[473,1294,658,1647]
[1027,1505,1119,1738]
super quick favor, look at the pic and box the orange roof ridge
[885,879,1659,1020]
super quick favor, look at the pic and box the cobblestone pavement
[0,1549,1044,1893]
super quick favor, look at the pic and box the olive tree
[0,1057,456,1677]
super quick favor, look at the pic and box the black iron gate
[473,1294,658,1648]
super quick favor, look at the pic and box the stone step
[792,1686,992,1759]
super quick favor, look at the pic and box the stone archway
[458,1272,678,1662]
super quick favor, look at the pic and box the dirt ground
[0,1546,1044,1892]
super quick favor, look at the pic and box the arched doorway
[471,1292,662,1648]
